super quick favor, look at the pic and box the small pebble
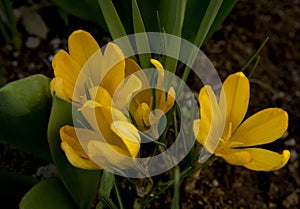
[284,138,296,146]
[26,36,41,49]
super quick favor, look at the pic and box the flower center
[217,122,233,152]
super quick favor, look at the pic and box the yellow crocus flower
[129,59,176,136]
[194,72,290,171]
[51,30,142,170]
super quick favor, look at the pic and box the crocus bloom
[129,59,176,137]
[194,72,290,171]
[51,30,142,169]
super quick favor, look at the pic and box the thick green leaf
[47,95,101,209]
[0,74,52,161]
[0,170,37,209]
[19,177,76,209]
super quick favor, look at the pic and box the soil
[0,0,299,209]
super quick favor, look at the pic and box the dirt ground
[0,0,299,208]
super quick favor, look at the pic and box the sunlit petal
[68,30,100,68]
[52,50,81,99]
[242,148,290,171]
[219,72,249,132]
[217,149,252,166]
[88,86,112,107]
[87,140,136,169]
[111,121,140,157]
[161,87,176,114]
[113,74,142,109]
[133,103,151,128]
[198,86,224,153]
[60,126,100,170]
[50,78,68,100]
[150,59,163,70]
[230,108,288,147]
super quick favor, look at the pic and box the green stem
[142,157,217,208]
[114,181,124,209]
[241,37,269,72]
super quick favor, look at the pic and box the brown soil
[0,0,299,208]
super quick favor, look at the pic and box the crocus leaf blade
[19,177,76,209]
[132,0,151,69]
[47,95,101,209]
[96,170,115,209]
[158,0,187,74]
[0,74,52,161]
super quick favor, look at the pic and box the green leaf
[98,0,136,61]
[180,0,224,85]
[158,0,187,74]
[98,0,127,39]
[96,171,116,209]
[0,74,52,161]
[241,37,269,72]
[19,177,76,209]
[47,95,101,209]
[0,170,37,209]
[193,0,223,48]
[171,166,180,209]
[182,0,237,43]
[132,0,151,69]
[206,0,238,39]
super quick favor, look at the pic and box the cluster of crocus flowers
[51,29,290,172]
[50,30,175,170]
[194,72,290,171]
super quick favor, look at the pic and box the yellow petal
[50,78,68,100]
[150,59,164,70]
[112,74,142,109]
[88,86,112,107]
[60,126,100,170]
[68,30,100,68]
[100,60,125,96]
[125,58,150,94]
[219,72,250,132]
[133,103,151,128]
[216,149,252,166]
[100,43,126,95]
[52,50,81,99]
[197,86,224,153]
[124,58,142,76]
[161,87,176,114]
[111,121,140,157]
[87,140,137,169]
[193,119,202,144]
[230,108,288,147]
[242,148,290,171]
[79,102,133,156]
[80,49,103,87]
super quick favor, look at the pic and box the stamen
[224,122,233,141]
